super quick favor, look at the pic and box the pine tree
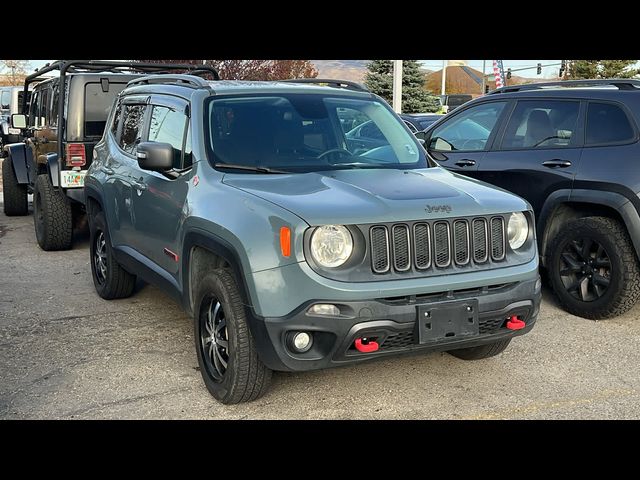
[567,60,639,79]
[364,60,440,113]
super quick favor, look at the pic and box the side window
[501,100,580,150]
[0,91,9,110]
[49,85,59,127]
[586,102,635,145]
[39,88,50,126]
[119,104,146,154]
[148,105,189,169]
[429,101,506,151]
[110,98,123,139]
[29,90,39,127]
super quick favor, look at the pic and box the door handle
[100,166,114,175]
[455,159,476,167]
[542,159,572,168]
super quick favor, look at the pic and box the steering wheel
[460,139,485,150]
[317,148,353,160]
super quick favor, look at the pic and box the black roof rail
[127,74,211,89]
[488,78,640,95]
[280,78,369,92]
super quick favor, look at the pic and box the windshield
[205,94,427,172]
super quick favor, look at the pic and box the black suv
[423,79,640,319]
[2,60,217,250]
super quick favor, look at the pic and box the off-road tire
[33,174,72,250]
[2,158,28,216]
[194,268,272,404]
[548,216,640,319]
[89,210,136,299]
[448,338,512,360]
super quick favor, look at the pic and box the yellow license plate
[60,170,87,188]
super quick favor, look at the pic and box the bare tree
[136,59,318,80]
[1,60,31,85]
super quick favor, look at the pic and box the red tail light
[66,143,86,167]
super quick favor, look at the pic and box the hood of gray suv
[222,167,529,225]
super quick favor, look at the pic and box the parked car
[422,79,640,319]
[1,61,218,251]
[85,75,541,404]
[400,113,445,133]
[440,94,473,113]
[0,85,32,148]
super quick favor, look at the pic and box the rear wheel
[2,157,28,216]
[89,210,136,299]
[33,174,72,250]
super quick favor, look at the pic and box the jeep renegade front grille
[369,217,506,274]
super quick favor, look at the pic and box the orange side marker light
[280,226,291,257]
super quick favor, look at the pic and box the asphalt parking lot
[2,201,640,419]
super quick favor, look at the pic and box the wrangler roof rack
[19,61,220,184]
[280,78,369,92]
[127,74,211,89]
[488,78,640,95]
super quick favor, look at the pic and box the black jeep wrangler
[1,60,217,251]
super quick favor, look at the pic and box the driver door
[425,100,510,175]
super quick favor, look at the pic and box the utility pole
[441,59,446,96]
[481,60,486,94]
[392,60,403,113]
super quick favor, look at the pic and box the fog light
[307,304,340,316]
[290,332,313,353]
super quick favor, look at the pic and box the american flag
[493,60,506,88]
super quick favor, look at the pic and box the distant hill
[312,60,368,82]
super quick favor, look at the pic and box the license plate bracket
[417,300,479,344]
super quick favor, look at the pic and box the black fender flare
[539,188,640,262]
[182,229,283,369]
[3,143,31,185]
[45,152,59,187]
[182,229,254,315]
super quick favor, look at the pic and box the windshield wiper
[213,163,290,174]
[329,162,387,169]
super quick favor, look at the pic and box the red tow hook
[354,338,379,353]
[506,315,526,330]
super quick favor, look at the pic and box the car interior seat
[524,109,555,147]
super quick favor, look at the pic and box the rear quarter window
[586,102,636,145]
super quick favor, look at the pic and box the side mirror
[11,114,27,129]
[136,142,174,171]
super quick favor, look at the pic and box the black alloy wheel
[558,237,611,302]
[200,297,230,382]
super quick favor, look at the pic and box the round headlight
[507,212,529,250]
[310,225,353,268]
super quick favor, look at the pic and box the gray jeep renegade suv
[85,75,541,404]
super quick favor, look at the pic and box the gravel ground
[1,196,640,419]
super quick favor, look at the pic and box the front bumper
[249,276,541,371]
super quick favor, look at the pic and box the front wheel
[448,338,512,360]
[548,216,640,319]
[194,269,272,404]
